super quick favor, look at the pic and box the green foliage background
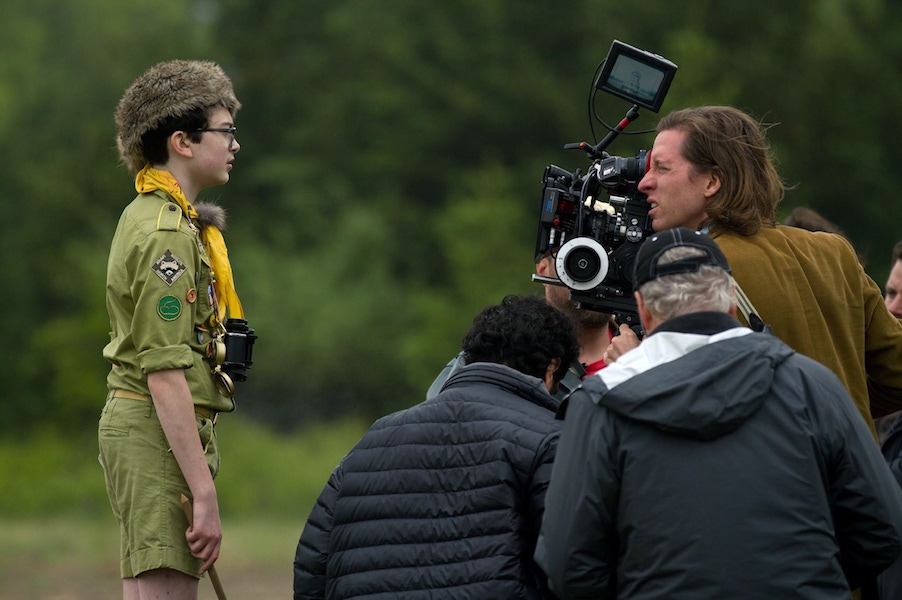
[3,0,902,514]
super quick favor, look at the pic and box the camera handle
[564,105,642,160]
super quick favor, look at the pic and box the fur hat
[115,60,241,174]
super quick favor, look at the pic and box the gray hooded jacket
[536,312,902,600]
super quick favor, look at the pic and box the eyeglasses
[196,126,237,147]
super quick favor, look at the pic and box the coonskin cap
[115,59,241,174]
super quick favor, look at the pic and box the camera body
[535,151,653,328]
[532,40,676,331]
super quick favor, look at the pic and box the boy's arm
[148,367,221,574]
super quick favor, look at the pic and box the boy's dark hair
[140,108,208,168]
[462,294,579,384]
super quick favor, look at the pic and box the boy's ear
[169,131,194,159]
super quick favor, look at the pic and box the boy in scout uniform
[99,59,245,600]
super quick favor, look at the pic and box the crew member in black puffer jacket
[293,294,579,599]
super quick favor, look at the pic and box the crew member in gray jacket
[536,227,902,599]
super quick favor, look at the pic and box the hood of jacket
[581,312,795,440]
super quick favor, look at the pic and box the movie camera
[534,40,677,333]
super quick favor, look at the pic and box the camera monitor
[595,40,677,113]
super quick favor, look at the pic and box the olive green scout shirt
[104,191,234,413]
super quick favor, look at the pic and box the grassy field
[0,415,370,599]
[0,515,301,599]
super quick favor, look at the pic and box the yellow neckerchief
[135,165,244,322]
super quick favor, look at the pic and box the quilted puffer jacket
[294,362,561,600]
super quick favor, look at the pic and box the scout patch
[152,250,187,286]
[158,296,182,321]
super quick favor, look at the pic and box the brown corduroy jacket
[711,224,902,438]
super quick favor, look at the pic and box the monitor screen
[596,41,677,112]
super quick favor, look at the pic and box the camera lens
[564,247,602,282]
[555,237,609,291]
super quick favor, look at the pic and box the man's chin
[571,310,611,329]
[548,295,611,328]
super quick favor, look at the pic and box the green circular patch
[158,295,182,321]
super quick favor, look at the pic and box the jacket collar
[650,311,745,337]
[442,362,559,413]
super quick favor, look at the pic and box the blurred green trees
[3,0,902,433]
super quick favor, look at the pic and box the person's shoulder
[779,347,839,379]
[121,191,185,234]
[775,223,852,248]
[556,376,610,420]
[776,349,858,416]
[714,223,847,245]
[714,224,858,266]
[778,225,863,271]
[447,371,563,436]
[369,402,423,429]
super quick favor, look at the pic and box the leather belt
[109,388,149,402]
[109,389,218,421]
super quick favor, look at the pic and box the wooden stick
[180,494,228,600]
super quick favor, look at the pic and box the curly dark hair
[462,295,579,385]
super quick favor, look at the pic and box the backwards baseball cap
[633,227,731,288]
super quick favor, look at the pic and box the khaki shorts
[98,395,220,579]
